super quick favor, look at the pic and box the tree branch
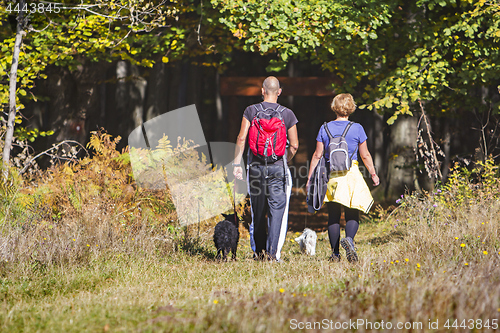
[418,100,443,180]
[2,0,27,182]
[18,140,88,175]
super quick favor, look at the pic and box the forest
[0,2,499,331]
[1,0,499,201]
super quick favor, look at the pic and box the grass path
[1,212,499,332]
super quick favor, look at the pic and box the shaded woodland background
[2,0,500,204]
[24,54,498,203]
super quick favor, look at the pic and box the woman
[306,93,379,262]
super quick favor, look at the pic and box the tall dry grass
[0,133,499,332]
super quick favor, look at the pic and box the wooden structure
[220,76,339,96]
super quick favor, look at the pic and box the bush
[388,156,500,267]
[0,131,195,267]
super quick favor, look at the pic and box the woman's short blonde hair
[331,93,356,117]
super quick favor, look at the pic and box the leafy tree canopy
[211,0,500,123]
[1,0,500,130]
[0,0,232,131]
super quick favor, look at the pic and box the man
[233,76,299,261]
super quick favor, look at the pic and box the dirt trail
[287,187,330,232]
[285,148,338,233]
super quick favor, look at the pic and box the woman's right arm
[306,141,325,189]
[358,141,380,186]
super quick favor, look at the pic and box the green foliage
[0,0,235,148]
[212,0,500,122]
[394,156,500,222]
[13,117,54,142]
[2,0,499,143]
[0,0,236,104]
[440,156,499,206]
[0,0,165,110]
[370,0,500,123]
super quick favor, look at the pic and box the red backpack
[248,103,287,163]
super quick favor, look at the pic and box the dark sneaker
[341,237,358,263]
[329,253,341,262]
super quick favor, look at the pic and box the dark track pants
[248,163,290,260]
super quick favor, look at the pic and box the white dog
[294,228,317,256]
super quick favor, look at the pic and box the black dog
[213,213,239,261]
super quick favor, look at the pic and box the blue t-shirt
[316,121,367,162]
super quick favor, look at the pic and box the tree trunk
[145,61,168,121]
[129,64,147,133]
[2,0,25,181]
[385,116,418,200]
[369,110,386,202]
[441,117,452,181]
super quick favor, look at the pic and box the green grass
[0,152,499,332]
[0,207,499,332]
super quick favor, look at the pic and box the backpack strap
[340,121,358,160]
[341,121,354,138]
[342,121,358,159]
[254,103,284,117]
[252,103,263,118]
[323,122,334,140]
[324,121,354,140]
[324,121,357,159]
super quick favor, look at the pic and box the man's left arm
[287,125,299,162]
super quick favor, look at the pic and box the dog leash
[233,181,238,224]
[304,210,307,229]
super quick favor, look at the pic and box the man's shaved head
[262,76,281,96]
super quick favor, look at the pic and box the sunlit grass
[0,136,498,332]
[0,200,499,332]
